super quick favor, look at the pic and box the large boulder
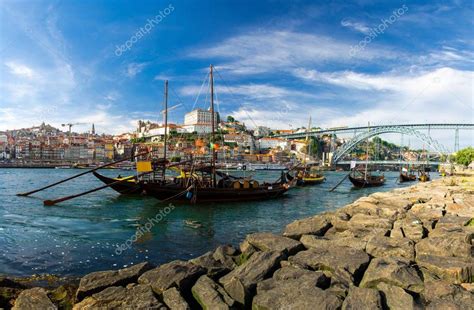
[366,235,415,261]
[75,262,153,301]
[138,260,206,295]
[390,216,427,242]
[273,266,329,288]
[191,275,234,309]
[162,287,190,310]
[12,288,57,310]
[341,286,383,310]
[245,232,304,255]
[218,251,284,306]
[416,254,474,284]
[345,214,393,231]
[435,215,472,230]
[283,215,332,239]
[73,284,165,309]
[415,233,472,258]
[252,278,342,310]
[288,246,370,286]
[360,257,424,293]
[190,251,231,279]
[445,202,474,217]
[376,282,415,310]
[212,245,239,270]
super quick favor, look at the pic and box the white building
[258,137,289,150]
[184,109,219,134]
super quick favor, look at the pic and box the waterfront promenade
[2,176,473,309]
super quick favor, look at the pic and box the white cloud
[4,61,35,78]
[341,19,371,35]
[125,62,147,77]
[189,30,400,75]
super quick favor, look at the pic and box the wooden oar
[43,171,154,206]
[329,172,350,192]
[42,159,192,206]
[17,151,153,196]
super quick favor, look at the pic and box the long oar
[17,151,152,197]
[42,160,193,206]
[329,172,350,192]
[43,171,154,206]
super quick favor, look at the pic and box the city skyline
[0,0,473,149]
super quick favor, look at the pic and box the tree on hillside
[453,147,474,166]
[227,116,235,123]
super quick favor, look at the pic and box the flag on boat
[350,160,356,169]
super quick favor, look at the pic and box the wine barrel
[243,180,250,189]
[251,180,259,188]
[232,181,242,189]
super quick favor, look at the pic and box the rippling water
[0,168,432,277]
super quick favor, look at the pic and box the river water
[0,168,432,277]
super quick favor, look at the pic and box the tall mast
[163,80,168,180]
[210,65,216,187]
[304,116,311,165]
[364,122,370,180]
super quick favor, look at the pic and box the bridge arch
[332,125,449,163]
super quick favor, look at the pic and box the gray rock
[163,287,190,310]
[213,245,238,270]
[346,214,393,231]
[75,262,153,301]
[446,201,474,217]
[416,254,474,284]
[377,282,414,310]
[73,284,165,309]
[252,278,342,310]
[190,251,231,279]
[390,216,427,241]
[192,275,234,309]
[360,257,424,293]
[436,215,471,230]
[245,232,304,255]
[422,280,465,303]
[415,233,472,258]
[283,215,332,239]
[13,288,57,310]
[219,251,284,306]
[342,286,383,310]
[138,260,206,294]
[288,246,370,286]
[273,266,329,288]
[239,239,257,257]
[366,235,415,261]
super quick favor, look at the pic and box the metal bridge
[275,123,473,164]
[337,160,442,166]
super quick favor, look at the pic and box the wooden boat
[138,67,291,203]
[349,170,385,188]
[399,172,417,182]
[293,166,325,186]
[349,123,385,188]
[418,171,430,182]
[93,171,143,194]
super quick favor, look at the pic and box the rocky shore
[1,176,473,309]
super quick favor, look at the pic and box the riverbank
[1,176,473,309]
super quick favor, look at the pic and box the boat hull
[93,172,143,194]
[296,176,325,186]
[142,183,288,203]
[349,175,385,188]
[399,173,416,182]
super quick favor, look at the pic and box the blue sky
[0,0,473,148]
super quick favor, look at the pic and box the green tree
[453,147,474,166]
[227,115,235,123]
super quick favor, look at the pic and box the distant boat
[399,166,416,182]
[349,123,385,188]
